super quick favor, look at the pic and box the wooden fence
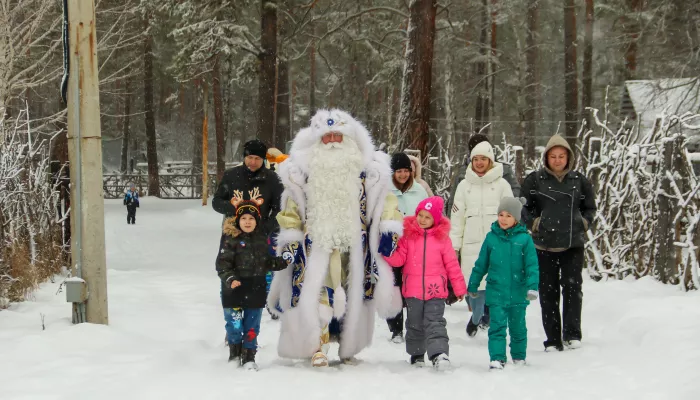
[103,174,218,199]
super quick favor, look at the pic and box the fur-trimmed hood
[402,215,451,241]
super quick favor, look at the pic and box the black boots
[228,343,242,363]
[241,348,258,370]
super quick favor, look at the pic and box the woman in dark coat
[521,135,597,352]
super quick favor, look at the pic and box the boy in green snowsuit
[468,197,539,370]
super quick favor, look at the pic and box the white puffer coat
[449,162,513,289]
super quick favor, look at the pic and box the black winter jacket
[212,165,283,235]
[521,169,596,250]
[215,230,286,309]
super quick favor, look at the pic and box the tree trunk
[212,56,226,182]
[395,0,437,158]
[490,0,498,124]
[582,0,594,121]
[276,59,291,145]
[192,80,203,197]
[202,81,209,205]
[524,0,539,160]
[474,0,490,134]
[624,0,642,80]
[258,0,277,147]
[309,32,317,116]
[120,78,132,173]
[143,15,159,196]
[563,0,579,149]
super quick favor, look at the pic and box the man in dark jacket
[446,134,521,218]
[212,139,284,236]
[521,134,596,352]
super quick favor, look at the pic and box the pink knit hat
[415,196,444,224]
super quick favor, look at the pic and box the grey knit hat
[498,197,527,222]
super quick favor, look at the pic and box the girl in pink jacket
[384,196,467,370]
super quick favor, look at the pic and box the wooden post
[654,139,676,283]
[202,82,209,206]
[514,146,525,184]
[66,0,108,324]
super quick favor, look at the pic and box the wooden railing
[103,174,218,199]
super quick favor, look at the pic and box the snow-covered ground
[1,199,698,400]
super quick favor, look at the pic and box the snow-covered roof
[621,78,700,132]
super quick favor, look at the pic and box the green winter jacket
[468,222,539,307]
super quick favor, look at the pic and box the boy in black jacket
[216,193,285,370]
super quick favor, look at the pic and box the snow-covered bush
[0,109,68,306]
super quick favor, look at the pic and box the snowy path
[1,199,698,400]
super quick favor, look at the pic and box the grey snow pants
[405,297,449,359]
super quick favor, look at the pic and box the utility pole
[66,0,109,324]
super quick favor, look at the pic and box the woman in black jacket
[216,197,285,370]
[521,135,597,352]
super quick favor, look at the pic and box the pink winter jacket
[383,216,467,301]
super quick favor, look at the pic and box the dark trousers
[386,267,404,333]
[405,298,449,358]
[126,206,137,224]
[537,247,584,348]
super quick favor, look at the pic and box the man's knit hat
[244,139,268,159]
[415,196,445,225]
[498,197,527,222]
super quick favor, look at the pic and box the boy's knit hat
[234,200,262,230]
[498,197,527,222]
[415,196,444,225]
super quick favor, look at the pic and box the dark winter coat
[212,164,284,235]
[447,161,520,217]
[521,135,597,251]
[216,230,286,309]
[123,191,139,209]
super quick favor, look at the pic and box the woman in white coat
[449,141,513,337]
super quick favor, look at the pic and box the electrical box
[65,278,88,303]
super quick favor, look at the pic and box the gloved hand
[378,232,398,257]
[468,291,479,299]
[527,290,539,300]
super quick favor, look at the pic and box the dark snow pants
[386,267,404,334]
[405,297,449,359]
[126,206,137,224]
[537,247,584,348]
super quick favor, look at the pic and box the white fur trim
[275,228,305,257]
[276,248,331,359]
[267,267,292,316]
[333,287,347,319]
[379,219,404,236]
[390,286,403,314]
[319,304,334,325]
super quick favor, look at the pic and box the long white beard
[306,137,364,252]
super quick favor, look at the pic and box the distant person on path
[468,197,539,370]
[450,140,513,337]
[383,196,467,371]
[123,183,139,224]
[384,152,430,343]
[216,195,286,370]
[521,134,597,352]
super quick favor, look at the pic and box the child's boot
[410,354,425,367]
[466,318,479,337]
[489,360,505,370]
[430,353,451,371]
[242,348,258,370]
[228,343,242,364]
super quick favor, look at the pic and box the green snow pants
[488,305,528,362]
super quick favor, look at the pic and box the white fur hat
[287,109,376,172]
[470,141,495,163]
